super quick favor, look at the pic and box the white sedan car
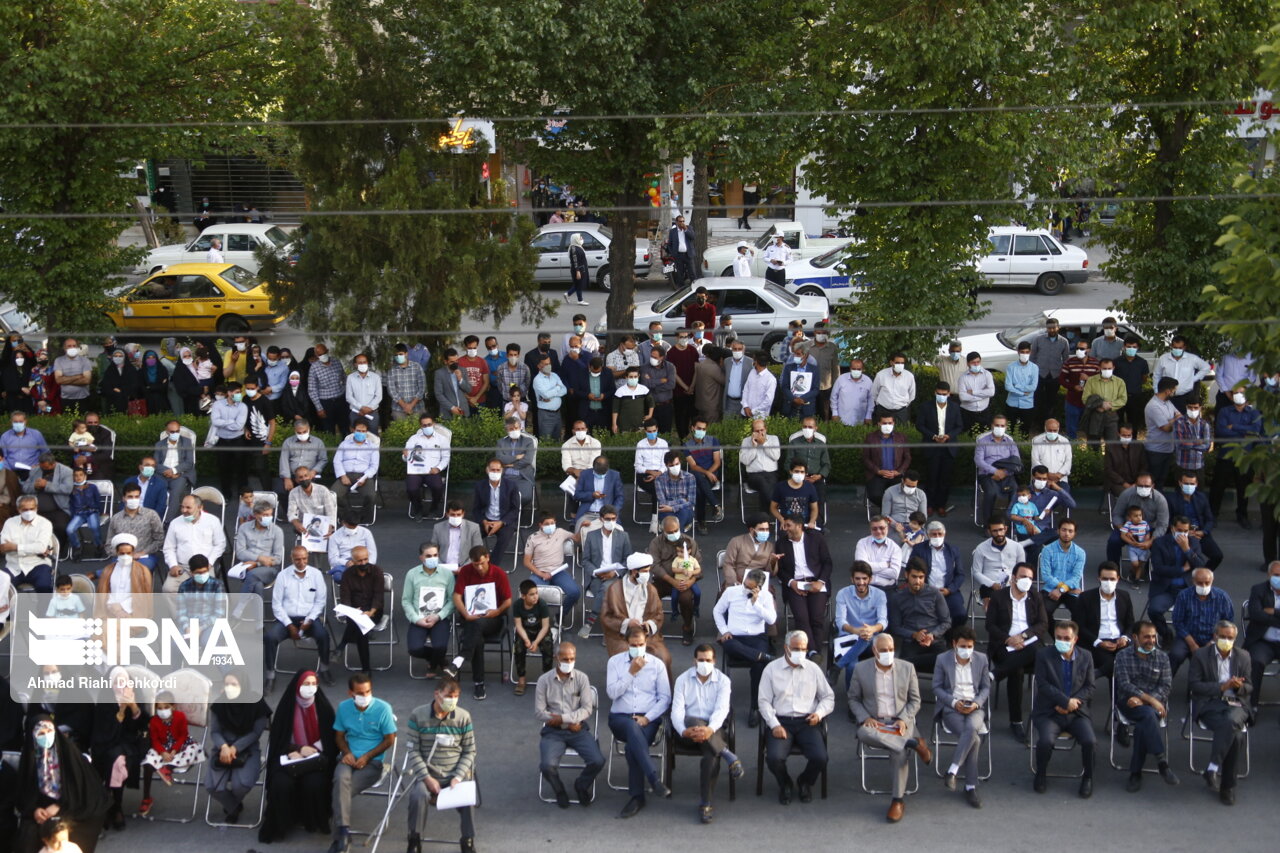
[782,241,864,302]
[530,222,650,291]
[140,223,295,275]
[950,309,1156,372]
[978,226,1089,295]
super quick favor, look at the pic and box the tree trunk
[690,150,710,277]
[606,186,640,348]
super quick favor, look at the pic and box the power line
[0,99,1258,130]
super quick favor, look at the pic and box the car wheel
[1035,272,1065,296]
[149,266,165,275]
[102,314,119,331]
[796,286,826,299]
[720,266,734,278]
[762,332,788,365]
[217,314,250,333]
[596,265,611,292]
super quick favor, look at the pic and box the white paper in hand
[559,475,578,496]
[335,604,375,634]
[227,562,254,580]
[435,779,478,810]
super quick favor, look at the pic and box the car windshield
[764,283,800,307]
[220,265,261,293]
[808,245,846,269]
[996,313,1051,349]
[652,286,692,314]
[263,227,292,248]
[754,227,779,250]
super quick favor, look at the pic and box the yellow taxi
[105,263,286,333]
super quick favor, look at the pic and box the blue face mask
[872,536,886,545]
[1181,483,1196,495]
[754,530,770,543]
[192,572,210,585]
[1054,639,1074,655]
[693,428,706,440]
[1124,347,1137,357]
[35,732,54,750]
[353,432,367,443]
[1270,575,1280,591]
[934,394,948,405]
[665,531,681,542]
[1171,348,1184,358]
[541,524,557,536]
[645,431,658,440]
[424,557,440,569]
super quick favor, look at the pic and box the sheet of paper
[593,563,624,577]
[559,475,578,496]
[1006,635,1039,653]
[549,562,569,576]
[227,562,254,580]
[435,779,478,810]
[335,604,375,634]
[280,752,320,766]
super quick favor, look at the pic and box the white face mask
[223,684,241,700]
[488,470,502,482]
[1100,579,1118,595]
[448,515,464,527]
[849,369,863,380]
[1233,393,1246,406]
[20,510,36,522]
[880,423,893,435]
[299,685,318,699]
[296,432,310,441]
[574,430,586,440]
[650,357,661,367]
[1119,436,1132,444]
[602,519,616,531]
[929,536,945,548]
[695,660,715,677]
[1195,584,1212,597]
[667,464,681,476]
[955,646,973,661]
[125,498,141,511]
[507,429,522,440]
[353,693,373,709]
[635,571,650,586]
[1018,353,1030,364]
[356,363,369,373]
[801,427,815,439]
[891,363,905,374]
[1015,576,1033,593]
[65,347,80,358]
[991,426,1006,438]
[157,708,173,721]
[318,353,331,363]
[1136,486,1152,498]
[465,348,477,358]
[876,651,894,667]
[731,350,744,361]
[790,471,805,484]
[558,660,575,675]
[1033,479,1048,490]
[1187,409,1200,420]
[1100,369,1114,379]
[902,485,917,495]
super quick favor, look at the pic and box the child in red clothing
[139,691,203,815]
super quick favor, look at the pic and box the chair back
[167,667,214,728]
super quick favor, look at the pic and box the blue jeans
[690,471,721,522]
[66,513,101,546]
[658,506,694,531]
[836,636,872,688]
[534,569,582,614]
[608,713,662,798]
[539,724,605,790]
[1063,402,1083,439]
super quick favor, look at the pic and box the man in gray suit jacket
[1188,620,1252,804]
[431,501,483,567]
[1031,620,1095,797]
[578,506,632,635]
[433,348,472,421]
[496,418,537,504]
[848,634,932,823]
[932,626,989,808]
[154,423,196,523]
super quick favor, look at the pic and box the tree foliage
[0,0,275,334]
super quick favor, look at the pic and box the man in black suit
[1031,620,1096,797]
[986,562,1048,741]
[1074,561,1135,677]
[1165,471,1223,569]
[775,514,833,665]
[1243,561,1280,713]
[469,457,521,562]
[915,381,963,516]
[1188,620,1253,805]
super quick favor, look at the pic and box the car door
[1008,234,1053,286]
[118,278,176,329]
[167,273,226,330]
[574,230,608,279]
[530,231,567,281]
[187,232,224,264]
[718,288,775,344]
[224,233,255,270]
[978,233,1011,286]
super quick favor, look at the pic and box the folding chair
[632,477,655,526]
[509,585,565,684]
[334,572,397,672]
[410,465,450,521]
[141,668,213,822]
[606,722,668,791]
[1108,675,1168,772]
[272,614,331,676]
[101,425,118,462]
[932,690,993,781]
[89,479,115,519]
[1025,676,1085,777]
[68,573,96,597]
[857,737,920,795]
[664,711,737,801]
[737,460,756,524]
[715,550,727,598]
[203,737,268,828]
[348,731,399,851]
[537,687,600,805]
[348,474,380,526]
[1242,597,1280,707]
[0,586,16,649]
[1183,695,1251,777]
[191,485,227,527]
[179,425,198,467]
[755,719,827,798]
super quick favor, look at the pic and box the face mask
[488,471,502,482]
[730,350,744,361]
[35,732,54,750]
[12,422,25,433]
[13,357,23,367]
[1136,486,1152,498]
[650,357,661,368]
[574,429,587,441]
[1233,393,1246,406]
[949,352,961,361]
[568,347,581,357]
[353,694,373,709]
[438,696,458,712]
[1054,639,1074,655]
[1123,347,1138,357]
[573,324,586,334]
[871,535,886,545]
[245,388,258,399]
[1118,436,1132,446]
[1170,348,1183,359]
[666,531,681,542]
[231,392,243,403]
[956,646,973,661]
[628,646,646,660]
[122,497,140,511]
[1179,483,1197,496]
[627,377,639,387]
[968,364,983,374]
[353,432,367,443]
[849,369,863,380]
[318,353,331,363]
[224,684,241,700]
[1100,579,1117,595]
[1043,431,1059,441]
[880,424,893,435]
[18,509,34,523]
[1033,479,1048,491]
[142,465,155,478]
[992,426,1006,438]
[635,571,650,585]
[448,515,463,527]
[1075,350,1088,358]
[488,348,499,357]
[1187,408,1201,420]
[1100,369,1114,379]
[1216,638,1234,653]
[418,425,435,438]
[876,651,894,667]
[183,356,195,366]
[192,571,212,585]
[66,347,80,358]
[541,523,557,536]
[1017,352,1031,364]
[791,472,805,484]
[1015,577,1033,593]
[1135,643,1156,655]
[902,485,917,496]
[600,519,617,532]
[1267,376,1279,387]
[792,355,804,365]
[666,463,682,476]
[693,428,707,440]
[930,536,945,548]
[154,707,173,721]
[507,429,522,440]
[678,338,691,348]
[548,660,574,678]
[1195,584,1212,597]
[755,530,770,543]
[1270,575,1280,591]
[892,363,904,374]
[934,394,948,405]
[645,430,657,440]
[688,660,714,678]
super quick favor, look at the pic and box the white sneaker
[577,300,590,306]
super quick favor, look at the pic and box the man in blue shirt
[1003,342,1038,435]
[683,419,723,534]
[1038,518,1085,621]
[0,411,48,474]
[261,346,290,401]
[607,625,672,818]
[1210,387,1264,528]
[833,562,888,687]
[1169,567,1234,675]
[329,672,397,853]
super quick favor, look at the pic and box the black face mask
[296,478,312,488]
[593,465,608,475]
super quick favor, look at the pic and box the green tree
[1074,0,1277,354]
[0,0,275,334]
[1202,27,1280,525]
[261,0,545,361]
[803,0,1057,364]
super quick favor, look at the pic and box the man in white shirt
[870,353,916,424]
[970,518,1027,603]
[740,417,780,514]
[831,357,874,426]
[671,645,744,823]
[162,493,227,594]
[758,630,834,804]
[403,415,450,519]
[957,352,996,431]
[1153,335,1212,412]
[713,568,777,725]
[264,546,333,693]
[761,233,792,286]
[345,353,383,433]
[326,512,378,582]
[561,422,601,478]
[633,422,668,508]
[332,418,381,524]
[740,352,777,419]
[0,495,56,592]
[855,516,903,590]
[1031,418,1073,489]
[205,237,224,264]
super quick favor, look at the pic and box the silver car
[607,277,829,363]
[530,222,650,292]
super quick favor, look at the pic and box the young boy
[1008,487,1040,539]
[46,575,86,618]
[68,419,97,473]
[1119,506,1150,582]
[511,579,552,696]
[66,468,103,559]
[236,488,256,526]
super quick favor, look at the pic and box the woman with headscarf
[258,670,337,843]
[1,336,35,415]
[97,350,141,414]
[28,349,61,415]
[16,715,110,853]
[140,349,170,414]
[275,369,314,423]
[171,346,203,415]
[89,668,151,829]
[205,670,271,824]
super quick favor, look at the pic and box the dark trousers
[407,620,451,670]
[865,474,899,507]
[1262,501,1279,565]
[1123,703,1167,772]
[1033,712,1096,777]
[406,472,447,514]
[1146,590,1178,646]
[691,471,721,523]
[264,617,331,674]
[1210,456,1250,519]
[782,587,828,652]
[672,717,727,805]
[897,638,943,674]
[317,396,347,436]
[765,716,827,788]
[721,634,771,707]
[482,522,515,564]
[539,725,605,791]
[338,609,381,673]
[673,395,695,441]
[673,252,699,290]
[218,435,247,497]
[1146,451,1173,492]
[1006,407,1034,436]
[871,405,907,426]
[1247,639,1280,704]
[514,632,553,678]
[978,473,1017,522]
[961,408,992,432]
[991,645,1037,723]
[1121,395,1145,431]
[457,615,504,684]
[654,578,698,631]
[607,713,662,798]
[745,471,776,513]
[1198,706,1248,788]
[1034,380,1059,422]
[4,563,54,593]
[1091,644,1118,678]
[652,400,674,434]
[924,448,956,509]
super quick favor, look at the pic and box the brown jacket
[96,559,155,620]
[1104,442,1149,496]
[599,578,670,672]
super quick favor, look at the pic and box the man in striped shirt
[406,677,477,853]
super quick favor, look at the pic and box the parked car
[977,226,1089,295]
[949,309,1156,372]
[139,223,296,275]
[105,263,286,333]
[783,241,865,302]
[530,222,650,292]
[701,221,847,278]
[603,276,829,363]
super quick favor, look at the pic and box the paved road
[81,478,1276,853]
